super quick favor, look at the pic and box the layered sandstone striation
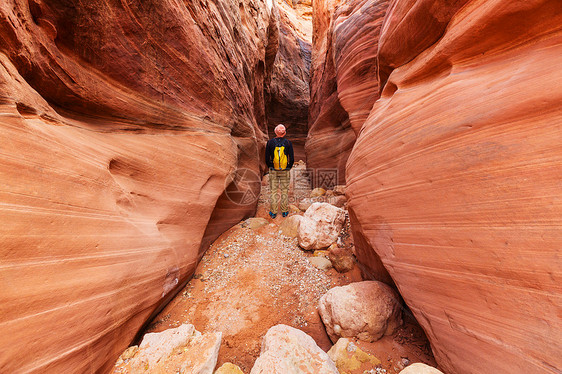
[267,0,312,161]
[307,0,389,185]
[0,0,280,372]
[345,0,562,373]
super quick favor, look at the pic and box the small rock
[289,204,301,214]
[328,338,381,373]
[399,363,444,374]
[121,345,139,360]
[310,187,326,197]
[328,244,355,273]
[215,362,245,374]
[308,256,333,270]
[224,253,229,258]
[327,195,346,208]
[298,198,314,212]
[278,215,302,238]
[318,281,402,343]
[242,217,269,229]
[333,185,346,196]
[313,250,329,257]
[250,324,339,374]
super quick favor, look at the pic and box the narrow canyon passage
[127,175,436,373]
[108,1,440,371]
[1,0,560,373]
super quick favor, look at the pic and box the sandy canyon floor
[143,188,436,373]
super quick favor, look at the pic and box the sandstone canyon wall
[267,0,312,161]
[307,0,389,185]
[0,0,280,372]
[343,0,562,373]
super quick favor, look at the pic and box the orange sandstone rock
[306,0,389,184]
[0,0,279,372]
[268,0,312,161]
[347,0,562,373]
[306,0,351,185]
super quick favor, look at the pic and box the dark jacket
[265,137,294,170]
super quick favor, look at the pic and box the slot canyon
[1,0,561,373]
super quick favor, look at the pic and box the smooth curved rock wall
[267,0,312,161]
[0,0,278,372]
[347,0,562,373]
[306,0,350,185]
[307,0,388,185]
[332,0,388,133]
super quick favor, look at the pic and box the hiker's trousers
[269,168,290,214]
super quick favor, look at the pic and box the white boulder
[399,363,444,374]
[112,324,221,374]
[318,281,402,343]
[297,203,346,250]
[250,324,339,374]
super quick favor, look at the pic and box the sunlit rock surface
[347,1,562,373]
[307,0,388,185]
[0,0,278,372]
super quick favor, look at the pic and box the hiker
[265,124,294,218]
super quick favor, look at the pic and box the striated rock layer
[346,0,562,373]
[0,0,279,372]
[307,0,388,185]
[267,0,312,161]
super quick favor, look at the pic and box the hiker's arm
[265,141,273,169]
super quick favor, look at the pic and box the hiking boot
[269,211,277,219]
[282,212,289,217]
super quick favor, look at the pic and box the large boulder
[250,324,339,374]
[310,187,327,197]
[112,324,221,374]
[297,202,346,250]
[318,281,402,343]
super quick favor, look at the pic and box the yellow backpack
[273,145,288,170]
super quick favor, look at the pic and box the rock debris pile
[112,168,439,374]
